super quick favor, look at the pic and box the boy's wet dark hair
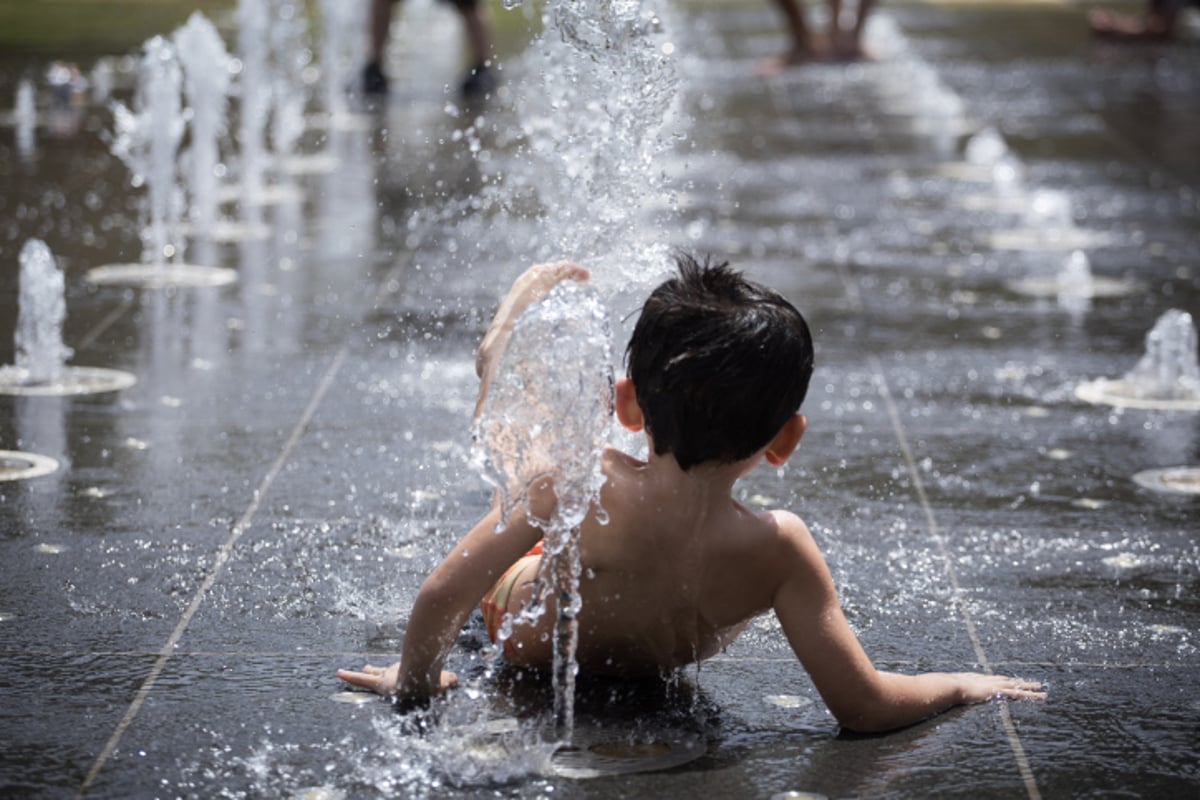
[625,253,814,470]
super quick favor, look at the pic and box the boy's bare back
[501,446,798,673]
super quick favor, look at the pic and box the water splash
[236,0,272,205]
[110,36,185,266]
[1121,310,1200,402]
[1,242,137,396]
[15,77,36,160]
[174,12,233,236]
[1055,249,1093,317]
[12,239,72,384]
[269,0,310,161]
[1056,250,1094,297]
[317,0,360,118]
[489,0,681,287]
[1075,309,1200,410]
[1025,188,1074,229]
[964,125,1023,189]
[472,280,614,736]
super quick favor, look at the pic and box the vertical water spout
[15,78,36,161]
[175,12,233,237]
[500,0,681,284]
[236,0,272,206]
[473,281,613,739]
[317,0,354,121]
[1125,310,1200,401]
[110,36,185,267]
[269,0,310,163]
[15,240,73,385]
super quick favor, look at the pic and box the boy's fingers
[529,261,589,286]
[335,669,374,688]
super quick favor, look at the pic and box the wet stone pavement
[1,0,1199,798]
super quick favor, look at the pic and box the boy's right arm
[770,511,1044,733]
[337,494,545,702]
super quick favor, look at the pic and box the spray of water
[236,0,272,205]
[1122,310,1200,401]
[484,0,682,288]
[471,280,614,736]
[15,78,36,160]
[268,0,311,161]
[174,12,233,236]
[110,36,185,266]
[317,0,362,119]
[449,0,688,742]
[11,239,73,385]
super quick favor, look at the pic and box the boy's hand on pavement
[335,662,459,698]
[955,672,1046,703]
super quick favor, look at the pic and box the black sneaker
[460,63,494,98]
[362,61,389,95]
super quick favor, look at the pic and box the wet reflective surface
[2,1,1199,797]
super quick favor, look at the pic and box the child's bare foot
[1088,9,1174,41]
[831,33,877,62]
[755,39,828,76]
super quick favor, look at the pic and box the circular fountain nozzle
[0,366,136,396]
[1074,378,1200,411]
[0,450,59,481]
[549,726,706,778]
[1132,466,1200,496]
[86,263,237,289]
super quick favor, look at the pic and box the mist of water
[13,239,73,385]
[174,12,233,236]
[110,36,185,266]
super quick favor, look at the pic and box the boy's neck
[641,448,760,498]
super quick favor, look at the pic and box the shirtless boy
[338,255,1044,733]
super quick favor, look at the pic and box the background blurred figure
[1089,0,1197,40]
[758,0,878,75]
[362,0,494,97]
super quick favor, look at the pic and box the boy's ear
[764,413,806,466]
[614,377,644,432]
